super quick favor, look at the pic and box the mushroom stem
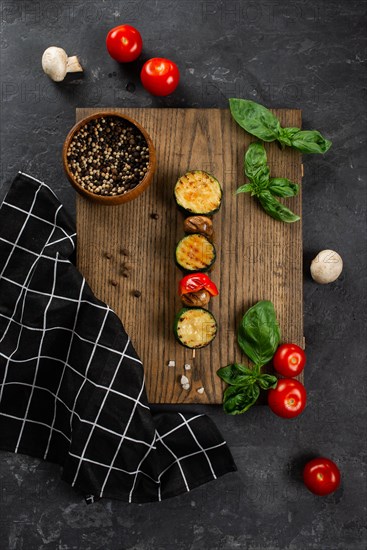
[66,55,83,74]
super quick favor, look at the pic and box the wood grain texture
[76,108,303,404]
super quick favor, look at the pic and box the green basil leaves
[238,142,300,223]
[229,98,332,154]
[217,301,280,415]
[230,98,332,222]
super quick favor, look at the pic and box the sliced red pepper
[178,273,219,297]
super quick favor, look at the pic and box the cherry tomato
[268,379,306,418]
[140,58,180,96]
[273,343,306,377]
[106,25,142,63]
[303,457,341,495]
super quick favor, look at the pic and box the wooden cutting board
[76,107,304,404]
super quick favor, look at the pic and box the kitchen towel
[0,172,236,503]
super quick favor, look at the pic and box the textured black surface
[0,1,366,549]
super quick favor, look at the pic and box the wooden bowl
[62,111,156,205]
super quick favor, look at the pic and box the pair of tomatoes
[268,343,306,419]
[106,25,179,96]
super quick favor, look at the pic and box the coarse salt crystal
[184,364,191,370]
[182,383,190,391]
[167,360,175,367]
[196,387,205,394]
[180,375,189,385]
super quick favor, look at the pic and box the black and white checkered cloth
[0,172,236,503]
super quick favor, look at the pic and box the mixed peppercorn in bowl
[63,111,156,204]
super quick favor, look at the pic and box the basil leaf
[244,142,268,180]
[223,383,260,415]
[251,166,270,194]
[268,177,299,197]
[238,300,281,367]
[258,191,300,223]
[217,363,254,386]
[289,130,332,154]
[257,373,278,390]
[229,98,281,142]
[236,183,253,194]
[243,143,270,195]
[229,98,332,155]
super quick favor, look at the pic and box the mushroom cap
[310,249,343,284]
[42,47,68,81]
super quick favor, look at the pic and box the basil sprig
[237,142,300,223]
[229,98,332,154]
[217,301,280,415]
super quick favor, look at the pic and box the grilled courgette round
[174,307,217,349]
[174,170,222,215]
[175,233,216,272]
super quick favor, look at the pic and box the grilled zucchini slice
[175,234,216,272]
[174,170,222,215]
[174,308,217,349]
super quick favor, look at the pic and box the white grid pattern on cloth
[2,201,76,251]
[1,380,151,447]
[0,173,236,503]
[0,239,71,263]
[127,429,157,502]
[43,278,86,459]
[0,360,149,409]
[13,199,63,451]
[0,309,143,365]
[0,196,64,409]
[68,451,159,482]
[0,182,42,279]
[0,411,71,442]
[98,374,150,497]
[71,336,138,485]
[15,251,59,452]
[68,306,111,431]
[178,413,217,480]
[157,442,227,485]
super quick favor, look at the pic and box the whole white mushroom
[310,249,343,284]
[42,47,83,82]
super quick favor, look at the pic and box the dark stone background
[0,1,366,549]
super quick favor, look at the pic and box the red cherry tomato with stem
[273,343,306,377]
[268,379,306,418]
[140,58,180,96]
[106,25,143,63]
[303,457,341,495]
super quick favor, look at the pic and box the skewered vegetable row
[173,170,222,349]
